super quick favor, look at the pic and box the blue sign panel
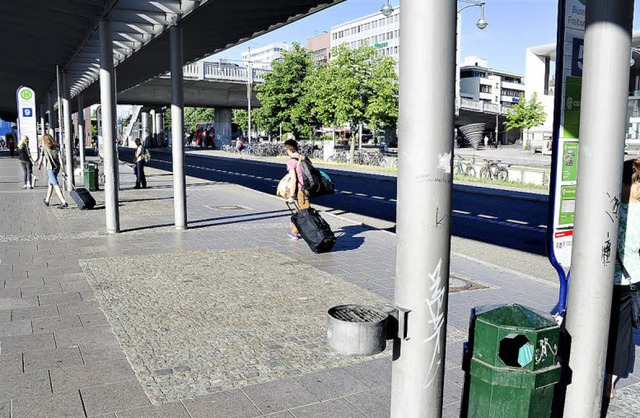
[22,107,33,117]
[571,37,584,77]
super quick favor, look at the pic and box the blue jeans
[135,160,146,188]
[47,168,60,186]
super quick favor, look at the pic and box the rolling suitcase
[287,202,336,253]
[70,186,96,210]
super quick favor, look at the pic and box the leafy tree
[253,43,316,139]
[184,107,215,129]
[504,93,547,146]
[308,44,398,159]
[232,109,248,136]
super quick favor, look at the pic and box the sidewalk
[0,151,637,417]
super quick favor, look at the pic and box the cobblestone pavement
[0,151,638,417]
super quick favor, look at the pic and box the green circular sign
[20,89,33,100]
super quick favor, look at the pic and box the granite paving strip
[80,247,402,405]
[180,389,261,418]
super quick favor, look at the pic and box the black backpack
[294,157,335,198]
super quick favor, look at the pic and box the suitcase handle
[285,200,299,214]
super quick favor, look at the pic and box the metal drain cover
[449,275,486,293]
[208,205,247,210]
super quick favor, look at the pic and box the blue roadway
[120,148,549,255]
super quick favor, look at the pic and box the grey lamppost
[455,0,488,117]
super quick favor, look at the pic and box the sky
[208,0,640,77]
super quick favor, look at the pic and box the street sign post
[16,86,38,161]
[548,0,585,316]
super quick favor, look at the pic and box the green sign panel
[559,186,577,225]
[561,142,579,182]
[563,76,582,138]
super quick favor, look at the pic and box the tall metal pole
[56,66,63,144]
[99,19,120,234]
[562,1,634,416]
[391,0,455,416]
[48,92,55,136]
[171,22,187,230]
[247,51,252,144]
[62,72,74,188]
[77,95,85,176]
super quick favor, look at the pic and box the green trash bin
[467,304,561,418]
[84,161,99,191]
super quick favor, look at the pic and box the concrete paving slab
[181,389,261,418]
[23,346,84,372]
[20,283,64,297]
[32,314,82,333]
[242,378,319,415]
[0,401,9,418]
[0,295,39,311]
[49,358,136,393]
[10,304,59,321]
[0,352,24,374]
[289,398,367,417]
[294,368,370,401]
[0,370,52,401]
[114,402,191,418]
[80,380,151,417]
[10,391,85,418]
[77,340,127,364]
[38,291,82,306]
[53,325,117,348]
[344,386,391,418]
[0,318,32,337]
[0,332,55,355]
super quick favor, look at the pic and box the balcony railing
[165,61,268,83]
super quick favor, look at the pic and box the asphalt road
[121,148,549,255]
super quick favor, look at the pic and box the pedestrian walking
[37,134,68,208]
[17,135,33,189]
[606,158,640,399]
[283,139,310,240]
[7,135,15,157]
[133,138,147,189]
[235,137,244,158]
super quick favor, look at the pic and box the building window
[480,85,492,94]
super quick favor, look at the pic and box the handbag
[276,173,293,198]
[618,254,640,328]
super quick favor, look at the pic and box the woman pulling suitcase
[282,139,335,253]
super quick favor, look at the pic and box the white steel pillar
[563,1,634,416]
[155,109,163,147]
[62,72,74,188]
[99,19,120,234]
[141,110,149,147]
[390,0,456,416]
[171,23,187,230]
[77,95,86,176]
[47,92,56,136]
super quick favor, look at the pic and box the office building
[241,43,292,69]
[460,56,525,108]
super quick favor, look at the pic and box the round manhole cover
[450,275,473,292]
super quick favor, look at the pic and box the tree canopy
[504,93,547,135]
[253,43,316,139]
[253,43,398,141]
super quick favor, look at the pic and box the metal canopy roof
[0,0,344,121]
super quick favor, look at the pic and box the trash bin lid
[476,304,557,331]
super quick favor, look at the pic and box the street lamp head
[380,1,394,17]
[476,3,488,29]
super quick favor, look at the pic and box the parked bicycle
[455,156,476,177]
[479,159,509,181]
[489,138,501,150]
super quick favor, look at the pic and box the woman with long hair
[37,134,68,208]
[606,158,640,399]
[17,135,33,189]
